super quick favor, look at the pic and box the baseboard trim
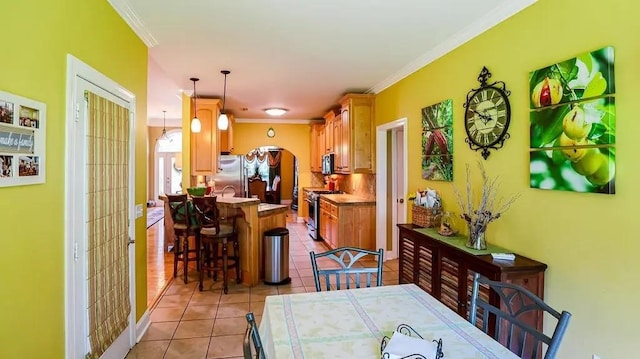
[136,309,151,343]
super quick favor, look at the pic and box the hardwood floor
[146,218,174,308]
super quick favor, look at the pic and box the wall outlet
[135,204,143,219]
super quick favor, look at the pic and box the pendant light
[190,77,201,133]
[218,70,230,130]
[157,110,171,143]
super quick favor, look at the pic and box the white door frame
[375,118,408,260]
[64,54,137,359]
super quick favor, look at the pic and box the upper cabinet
[190,98,222,176]
[336,94,374,174]
[310,123,323,172]
[219,113,234,154]
[323,109,338,154]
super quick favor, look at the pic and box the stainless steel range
[306,190,342,240]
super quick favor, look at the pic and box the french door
[65,55,136,359]
[156,152,182,196]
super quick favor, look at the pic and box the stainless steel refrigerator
[211,155,247,197]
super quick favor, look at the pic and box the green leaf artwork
[528,47,616,195]
[529,46,614,109]
[421,99,453,181]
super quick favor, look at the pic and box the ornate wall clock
[463,67,511,159]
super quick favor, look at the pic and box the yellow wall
[233,122,311,208]
[0,1,148,357]
[374,0,636,357]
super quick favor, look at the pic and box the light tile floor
[127,211,399,359]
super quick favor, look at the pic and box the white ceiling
[109,0,537,127]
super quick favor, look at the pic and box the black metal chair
[191,196,240,294]
[310,247,384,291]
[166,194,200,284]
[469,273,571,359]
[243,312,265,359]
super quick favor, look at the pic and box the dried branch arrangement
[452,162,520,236]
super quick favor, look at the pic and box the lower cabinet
[398,224,547,351]
[320,198,375,250]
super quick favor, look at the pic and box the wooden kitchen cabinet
[323,109,339,154]
[310,123,324,172]
[319,198,375,250]
[336,93,374,174]
[397,224,547,350]
[190,98,222,176]
[219,113,234,154]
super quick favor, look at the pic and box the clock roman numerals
[463,68,511,159]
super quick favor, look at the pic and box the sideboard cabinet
[397,224,548,350]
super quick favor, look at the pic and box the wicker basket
[412,205,441,228]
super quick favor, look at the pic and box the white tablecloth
[259,284,518,358]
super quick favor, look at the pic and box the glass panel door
[157,152,182,196]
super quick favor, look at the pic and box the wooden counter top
[159,194,259,207]
[320,193,376,205]
[257,203,288,217]
[302,187,330,192]
[216,196,260,207]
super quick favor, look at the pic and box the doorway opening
[376,118,408,260]
[147,129,182,308]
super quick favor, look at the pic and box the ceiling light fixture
[157,110,171,143]
[190,77,201,133]
[218,70,231,130]
[264,108,288,116]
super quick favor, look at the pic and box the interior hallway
[133,210,399,358]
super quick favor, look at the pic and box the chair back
[248,177,267,202]
[166,194,190,227]
[243,312,265,359]
[469,273,571,359]
[310,247,384,291]
[191,196,221,232]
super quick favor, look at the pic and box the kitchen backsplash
[310,172,376,200]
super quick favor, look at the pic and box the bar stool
[191,196,241,294]
[166,194,200,284]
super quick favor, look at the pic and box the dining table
[259,283,519,358]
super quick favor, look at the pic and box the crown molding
[235,118,315,125]
[369,0,538,94]
[107,0,159,47]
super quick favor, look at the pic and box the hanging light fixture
[218,70,231,130]
[190,77,201,133]
[157,110,171,143]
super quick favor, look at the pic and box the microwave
[322,153,335,175]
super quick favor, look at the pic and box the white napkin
[382,331,437,359]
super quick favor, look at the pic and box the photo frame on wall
[421,99,453,181]
[0,90,46,187]
[528,46,615,194]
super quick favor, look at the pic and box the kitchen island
[159,195,289,286]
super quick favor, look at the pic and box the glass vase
[437,211,458,236]
[466,225,487,250]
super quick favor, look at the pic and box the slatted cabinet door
[439,255,460,312]
[417,245,434,293]
[399,234,415,284]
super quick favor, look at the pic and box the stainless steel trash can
[263,227,291,285]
